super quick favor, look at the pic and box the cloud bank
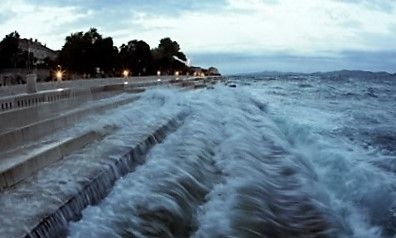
[0,0,395,73]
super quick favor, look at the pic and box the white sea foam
[67,74,395,238]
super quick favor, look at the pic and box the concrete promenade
[0,75,220,238]
[0,76,187,97]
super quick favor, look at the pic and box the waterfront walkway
[0,75,220,237]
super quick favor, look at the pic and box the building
[189,66,221,76]
[18,38,58,64]
[208,67,221,76]
[190,66,204,76]
[0,39,58,86]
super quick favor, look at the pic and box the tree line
[0,28,190,78]
[0,31,36,69]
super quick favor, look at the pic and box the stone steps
[0,77,215,183]
[0,95,139,152]
[0,95,95,135]
[0,77,220,237]
[0,127,115,191]
[28,116,183,238]
[0,111,185,238]
[0,77,201,137]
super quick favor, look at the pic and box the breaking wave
[68,73,396,238]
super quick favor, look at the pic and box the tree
[152,37,188,74]
[0,31,20,68]
[59,28,117,75]
[58,31,89,73]
[0,31,37,69]
[119,40,152,75]
[14,50,36,69]
[93,37,118,74]
[37,30,192,76]
[37,56,55,69]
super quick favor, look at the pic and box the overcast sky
[1,0,396,74]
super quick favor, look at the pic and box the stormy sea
[68,71,396,238]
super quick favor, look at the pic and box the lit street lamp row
[54,68,205,82]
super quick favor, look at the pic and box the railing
[0,75,214,113]
[0,89,72,112]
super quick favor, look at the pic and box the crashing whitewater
[67,74,396,238]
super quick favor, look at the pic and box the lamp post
[55,65,63,82]
[122,69,130,85]
[56,70,63,81]
[157,70,161,82]
[123,69,129,78]
[25,46,38,93]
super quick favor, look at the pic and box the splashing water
[68,73,396,238]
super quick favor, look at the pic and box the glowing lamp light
[56,70,63,81]
[123,70,129,78]
[157,70,161,76]
[175,71,180,80]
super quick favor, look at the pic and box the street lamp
[56,70,63,81]
[123,69,129,78]
[55,65,63,81]
[157,70,161,81]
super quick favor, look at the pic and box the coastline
[0,75,220,97]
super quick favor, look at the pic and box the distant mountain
[251,70,396,80]
[310,70,396,80]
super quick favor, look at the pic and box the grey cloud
[334,0,395,13]
[23,0,228,38]
[359,30,396,50]
[27,0,228,16]
[0,12,11,24]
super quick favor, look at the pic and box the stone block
[26,74,37,93]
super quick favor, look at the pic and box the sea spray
[65,73,395,238]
